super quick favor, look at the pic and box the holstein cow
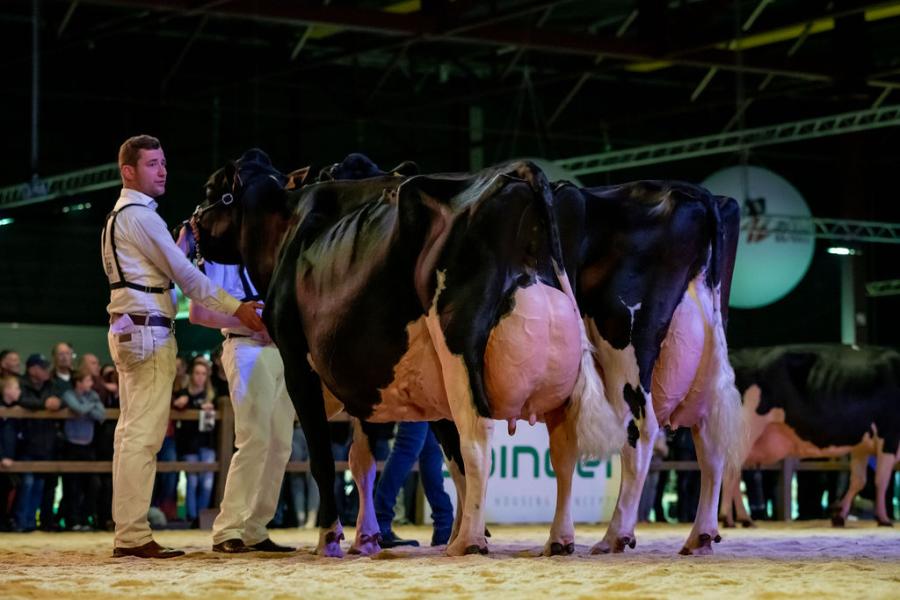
[552,181,743,555]
[721,344,900,528]
[192,151,623,557]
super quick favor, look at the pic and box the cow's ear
[285,166,311,190]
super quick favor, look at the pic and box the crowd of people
[0,343,450,544]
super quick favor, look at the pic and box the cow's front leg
[592,398,658,555]
[348,419,381,555]
[832,448,869,527]
[543,406,577,556]
[873,450,897,527]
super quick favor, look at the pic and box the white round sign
[702,166,814,309]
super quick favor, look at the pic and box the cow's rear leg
[720,473,754,528]
[543,406,577,556]
[832,448,869,527]
[348,420,381,555]
[873,450,897,527]
[680,421,725,555]
[425,311,491,557]
[592,405,658,554]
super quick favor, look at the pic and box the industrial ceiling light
[826,246,858,256]
[0,217,13,227]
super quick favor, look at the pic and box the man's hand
[45,396,62,411]
[0,458,12,468]
[234,301,265,332]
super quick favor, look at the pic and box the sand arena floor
[1,521,898,599]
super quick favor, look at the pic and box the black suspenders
[237,265,262,302]
[102,203,174,294]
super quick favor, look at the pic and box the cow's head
[193,148,287,265]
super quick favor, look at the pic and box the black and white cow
[721,344,900,527]
[552,181,744,554]
[193,152,623,557]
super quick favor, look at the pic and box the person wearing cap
[14,354,63,531]
[101,135,265,559]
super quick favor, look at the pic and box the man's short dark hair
[118,134,161,168]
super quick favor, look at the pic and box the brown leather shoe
[112,540,185,559]
[213,538,252,553]
[248,538,295,553]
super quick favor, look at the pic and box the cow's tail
[701,191,745,477]
[519,161,624,459]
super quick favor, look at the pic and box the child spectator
[61,368,106,530]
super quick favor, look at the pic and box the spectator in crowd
[151,357,188,521]
[0,350,21,377]
[78,355,118,531]
[374,422,453,547]
[1,375,21,531]
[272,424,319,530]
[51,343,75,387]
[209,349,229,398]
[42,342,76,531]
[61,368,106,531]
[173,359,218,527]
[14,354,63,532]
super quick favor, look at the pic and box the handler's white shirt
[102,188,240,319]
[200,260,260,338]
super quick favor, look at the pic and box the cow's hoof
[679,533,717,556]
[591,535,635,555]
[831,514,846,527]
[551,542,575,556]
[348,532,382,556]
[876,519,893,527]
[446,538,488,557]
[740,520,755,529]
[316,530,345,558]
[721,517,736,529]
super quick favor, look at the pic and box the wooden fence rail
[0,404,894,521]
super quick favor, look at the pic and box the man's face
[125,148,167,198]
[28,364,49,384]
[1,352,20,375]
[54,344,73,371]
[82,354,100,377]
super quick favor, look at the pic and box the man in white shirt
[188,259,296,554]
[102,134,264,559]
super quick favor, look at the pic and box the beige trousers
[212,337,295,545]
[108,325,177,548]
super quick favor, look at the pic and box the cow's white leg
[873,450,896,526]
[543,406,577,556]
[833,448,869,526]
[592,402,658,554]
[425,312,492,557]
[446,459,466,546]
[681,422,725,555]
[348,419,381,555]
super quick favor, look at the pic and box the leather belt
[112,313,173,328]
[225,333,250,340]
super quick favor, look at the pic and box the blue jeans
[182,447,216,521]
[14,456,46,531]
[374,422,453,535]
